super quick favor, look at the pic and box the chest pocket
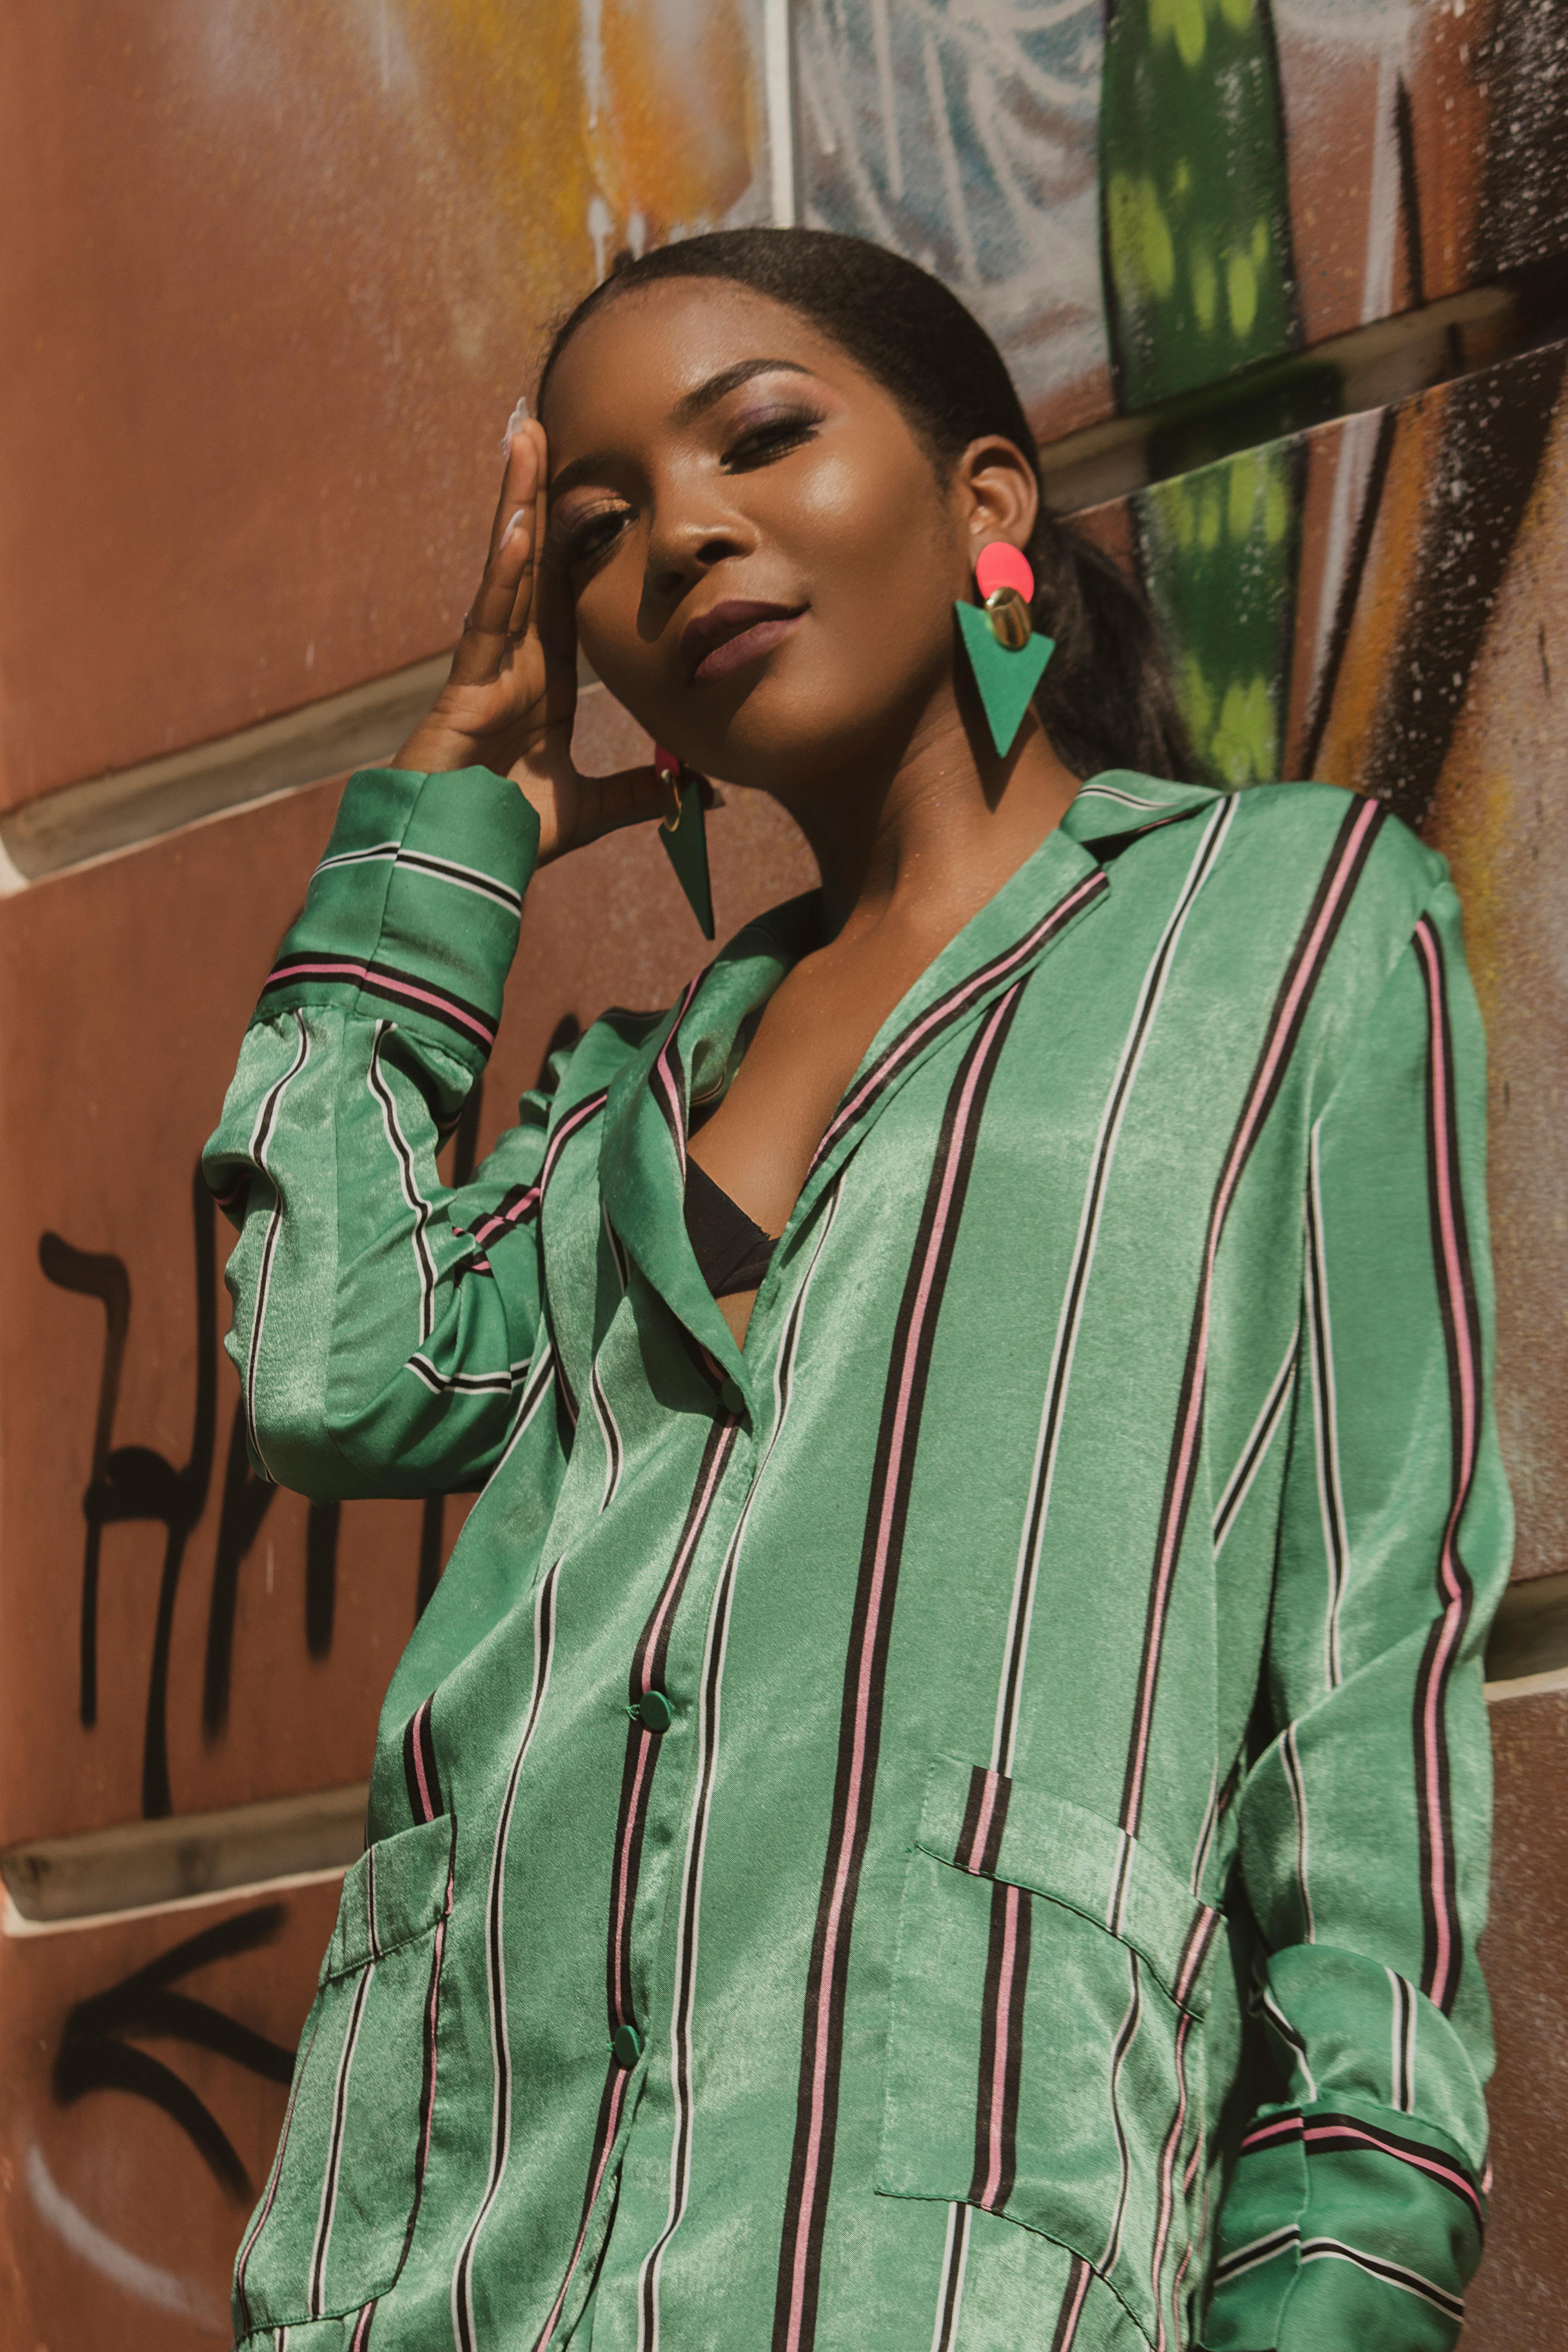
[232,1812,454,2338]
[875,1757,1221,2349]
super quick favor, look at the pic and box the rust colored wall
[3,2,1565,2342]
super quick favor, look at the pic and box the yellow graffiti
[1191,240,1218,331]
[1150,0,1207,70]
[1226,249,1259,339]
[1227,451,1259,539]
[1106,174,1176,302]
[1210,677,1276,784]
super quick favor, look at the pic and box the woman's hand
[393,421,681,865]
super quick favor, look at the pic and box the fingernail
[500,398,529,459]
[502,508,526,540]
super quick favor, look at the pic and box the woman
[206,230,1508,2352]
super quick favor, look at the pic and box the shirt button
[637,1689,674,1734]
[720,1379,746,1415]
[611,2022,643,2068]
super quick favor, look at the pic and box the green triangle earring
[653,745,715,940]
[956,542,1055,758]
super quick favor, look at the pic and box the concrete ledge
[0,1783,368,1924]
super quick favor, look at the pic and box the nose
[643,490,755,602]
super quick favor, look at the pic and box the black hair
[539,226,1194,784]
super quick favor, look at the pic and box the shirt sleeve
[1203,880,1513,2351]
[201,764,554,1502]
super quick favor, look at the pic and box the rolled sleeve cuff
[1203,2102,1483,2351]
[252,765,540,1077]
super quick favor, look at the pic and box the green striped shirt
[205,763,1510,2352]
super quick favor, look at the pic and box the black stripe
[1412,916,1479,2012]
[419,1704,444,1819]
[774,988,1025,2352]
[1300,2238,1463,2318]
[996,1886,1030,2208]
[402,1699,443,1825]
[608,1415,739,2028]
[1304,2112,1480,2211]
[385,1821,455,2289]
[932,2206,970,2352]
[956,1766,988,1869]
[1119,799,1385,1835]
[1304,1169,1347,1666]
[262,954,497,1047]
[969,1882,1010,2205]
[815,876,1107,1169]
[996,805,1231,1768]
[1049,2254,1093,2351]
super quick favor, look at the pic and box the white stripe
[929,2200,972,2352]
[1299,2239,1464,2319]
[489,1352,559,1484]
[1386,1965,1417,2112]
[1261,1986,1318,2101]
[370,1023,439,1343]
[244,1010,312,1484]
[316,841,522,914]
[1212,2224,1299,2283]
[1096,1953,1144,2273]
[637,1192,839,2351]
[1211,1322,1300,1555]
[408,1352,529,1396]
[309,1961,375,2316]
[450,1565,560,2351]
[1283,1725,1315,1942]
[591,1353,624,1513]
[994,801,1236,1778]
[1307,1124,1351,1687]
[1076,783,1171,809]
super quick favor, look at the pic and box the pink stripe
[1413,920,1477,2009]
[1241,2115,1303,2152]
[813,876,1102,1172]
[785,991,1014,2351]
[1058,2259,1092,2347]
[411,1707,435,1823]
[652,972,704,1175]
[966,1772,1001,1873]
[534,2072,630,2349]
[1174,1906,1218,2008]
[1302,2122,1481,2216]
[1124,800,1379,1833]
[270,957,495,1044]
[980,1882,1022,2206]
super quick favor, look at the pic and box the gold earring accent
[983,585,1033,652]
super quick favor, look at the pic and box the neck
[771,689,1083,944]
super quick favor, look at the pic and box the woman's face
[538,280,1024,795]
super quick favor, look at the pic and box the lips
[681,598,806,684]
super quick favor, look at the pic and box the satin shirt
[205,763,1510,2352]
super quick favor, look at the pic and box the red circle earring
[975,543,1036,651]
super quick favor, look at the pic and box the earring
[954,543,1055,758]
[652,745,715,940]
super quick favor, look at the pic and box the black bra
[684,1160,779,1298]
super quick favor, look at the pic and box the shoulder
[1218,780,1449,940]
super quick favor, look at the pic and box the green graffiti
[1101,0,1303,783]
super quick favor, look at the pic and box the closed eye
[548,500,632,573]
[722,408,823,472]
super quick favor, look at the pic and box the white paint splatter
[27,2141,231,2332]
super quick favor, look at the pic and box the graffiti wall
[2,0,1566,2342]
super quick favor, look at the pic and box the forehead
[538,279,881,456]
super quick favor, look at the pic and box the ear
[951,435,1041,566]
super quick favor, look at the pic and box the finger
[448,430,544,683]
[569,762,683,850]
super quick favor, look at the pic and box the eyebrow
[549,358,818,500]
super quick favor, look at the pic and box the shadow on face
[538,279,984,798]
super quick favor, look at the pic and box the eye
[549,500,632,572]
[722,408,822,472]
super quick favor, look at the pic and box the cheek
[781,447,952,634]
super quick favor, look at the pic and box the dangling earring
[652,745,715,940]
[954,543,1055,758]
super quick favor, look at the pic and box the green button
[611,2023,642,2068]
[637,1689,674,1734]
[720,1380,746,1415]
